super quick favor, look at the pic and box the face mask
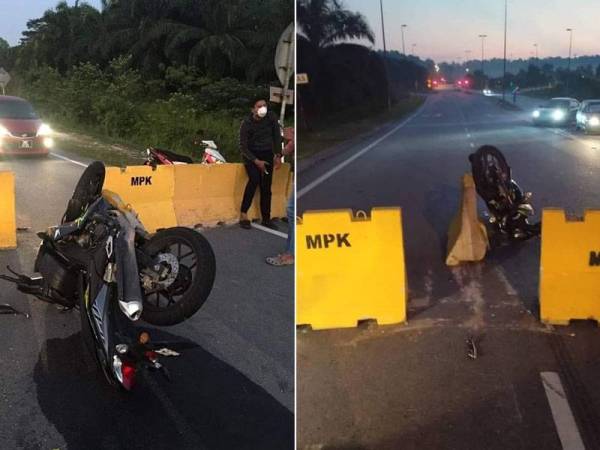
[257,106,268,118]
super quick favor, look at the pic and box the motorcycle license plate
[21,140,32,149]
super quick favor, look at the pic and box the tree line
[0,0,292,162]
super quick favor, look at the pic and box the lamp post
[478,34,488,75]
[566,28,573,94]
[379,0,391,110]
[502,0,507,102]
[401,24,407,55]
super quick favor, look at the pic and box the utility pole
[478,34,487,75]
[502,0,507,102]
[401,24,407,55]
[411,43,417,57]
[379,0,391,110]
[533,43,538,59]
[566,28,573,94]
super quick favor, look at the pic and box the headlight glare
[590,117,600,126]
[532,110,540,118]
[552,109,565,121]
[37,123,53,136]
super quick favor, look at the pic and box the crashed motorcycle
[469,145,540,240]
[0,161,216,390]
[145,140,226,167]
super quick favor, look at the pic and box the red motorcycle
[144,140,226,167]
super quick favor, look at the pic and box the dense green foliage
[2,0,292,161]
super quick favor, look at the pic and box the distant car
[531,97,579,126]
[483,88,493,96]
[0,96,54,156]
[575,99,600,129]
[580,103,600,134]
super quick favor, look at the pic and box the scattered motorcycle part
[466,336,478,359]
[0,304,29,318]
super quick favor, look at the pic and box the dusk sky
[2,1,600,64]
[0,0,103,46]
[343,0,600,62]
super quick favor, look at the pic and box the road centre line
[297,99,428,198]
[541,371,586,450]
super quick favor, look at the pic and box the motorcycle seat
[150,147,193,164]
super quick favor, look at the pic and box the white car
[576,99,600,129]
[532,97,579,126]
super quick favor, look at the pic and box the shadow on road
[33,329,293,450]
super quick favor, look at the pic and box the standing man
[239,98,282,229]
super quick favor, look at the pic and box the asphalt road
[0,151,294,449]
[297,89,600,450]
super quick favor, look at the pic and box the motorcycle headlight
[0,125,10,136]
[590,117,600,126]
[532,110,540,118]
[552,109,565,121]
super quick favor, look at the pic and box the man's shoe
[239,219,251,229]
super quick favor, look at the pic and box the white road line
[298,101,427,198]
[50,152,87,167]
[540,371,586,450]
[251,223,288,239]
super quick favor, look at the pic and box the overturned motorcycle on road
[469,145,541,242]
[0,162,216,391]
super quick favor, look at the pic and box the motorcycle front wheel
[141,227,216,326]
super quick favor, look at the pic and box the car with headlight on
[0,96,54,156]
[531,97,579,126]
[575,99,600,130]
[580,103,600,134]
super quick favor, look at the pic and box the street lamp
[478,34,488,75]
[401,24,407,55]
[566,28,573,94]
[502,0,507,102]
[379,0,391,110]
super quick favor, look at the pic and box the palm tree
[297,0,374,51]
[297,0,382,122]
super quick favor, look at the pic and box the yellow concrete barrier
[446,173,489,266]
[173,163,292,227]
[297,208,407,330]
[540,209,600,325]
[103,165,177,232]
[0,171,17,249]
[103,163,292,231]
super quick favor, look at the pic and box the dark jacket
[239,111,282,162]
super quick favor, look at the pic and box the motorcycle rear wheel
[141,227,216,326]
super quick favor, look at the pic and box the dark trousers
[241,157,273,220]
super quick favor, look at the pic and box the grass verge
[298,95,425,160]
[54,127,146,167]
